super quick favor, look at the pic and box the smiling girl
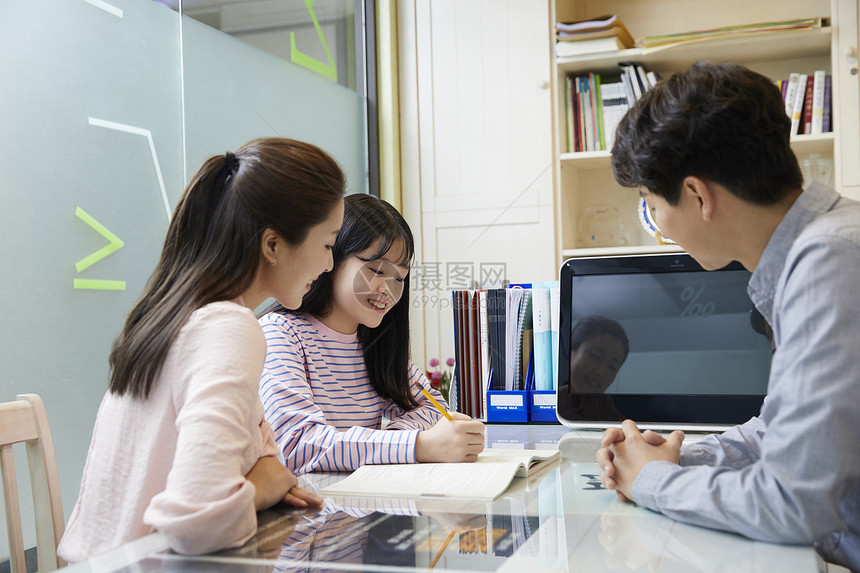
[258,194,484,474]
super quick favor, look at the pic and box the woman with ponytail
[59,138,345,561]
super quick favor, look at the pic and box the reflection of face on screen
[567,272,771,396]
[569,318,630,393]
[557,257,773,426]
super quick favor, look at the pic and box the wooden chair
[0,394,65,572]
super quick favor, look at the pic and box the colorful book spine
[504,289,518,391]
[802,74,815,134]
[478,290,490,414]
[789,73,808,135]
[634,64,650,96]
[591,73,605,151]
[468,291,482,418]
[570,76,581,152]
[549,282,560,390]
[619,71,637,107]
[823,74,832,133]
[487,288,507,391]
[811,70,825,134]
[600,81,628,149]
[620,63,642,100]
[451,291,464,412]
[645,70,659,89]
[564,77,572,152]
[531,286,553,392]
[574,77,583,152]
[783,72,800,118]
[581,77,594,152]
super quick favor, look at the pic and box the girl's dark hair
[571,316,630,358]
[109,138,345,399]
[611,61,803,205]
[269,193,418,411]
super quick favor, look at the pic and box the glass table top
[66,425,821,573]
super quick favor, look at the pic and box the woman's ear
[259,228,280,266]
[682,176,717,221]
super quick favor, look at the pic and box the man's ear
[260,228,280,265]
[682,176,716,221]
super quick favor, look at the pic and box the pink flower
[446,357,455,367]
[429,358,440,367]
[431,370,443,381]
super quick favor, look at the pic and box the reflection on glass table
[63,426,821,573]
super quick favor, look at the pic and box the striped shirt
[259,311,446,474]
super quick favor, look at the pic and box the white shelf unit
[558,133,835,259]
[549,0,854,261]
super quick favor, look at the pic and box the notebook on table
[556,253,772,432]
[318,448,561,502]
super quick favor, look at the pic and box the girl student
[59,138,344,562]
[259,193,484,475]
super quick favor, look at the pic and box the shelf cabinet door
[834,0,860,199]
[403,0,556,365]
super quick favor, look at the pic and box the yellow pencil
[429,530,456,569]
[414,381,454,420]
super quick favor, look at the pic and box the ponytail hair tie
[224,151,239,175]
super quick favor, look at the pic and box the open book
[318,448,561,502]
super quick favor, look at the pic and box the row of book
[565,62,658,153]
[780,70,832,135]
[450,283,560,420]
[566,64,829,154]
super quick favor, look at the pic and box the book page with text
[319,462,523,501]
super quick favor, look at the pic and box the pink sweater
[59,300,279,562]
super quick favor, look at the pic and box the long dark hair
[268,194,417,411]
[109,138,345,398]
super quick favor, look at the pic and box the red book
[453,290,467,414]
[468,291,482,418]
[572,78,582,151]
[802,75,815,134]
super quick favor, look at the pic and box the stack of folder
[640,17,825,49]
[555,14,635,58]
[451,283,560,422]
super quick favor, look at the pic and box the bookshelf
[550,0,858,260]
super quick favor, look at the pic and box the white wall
[398,0,557,372]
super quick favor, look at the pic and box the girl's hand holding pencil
[414,381,485,463]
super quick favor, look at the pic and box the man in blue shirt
[597,61,860,572]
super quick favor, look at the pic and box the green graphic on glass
[290,0,338,81]
[74,206,126,291]
[73,278,126,290]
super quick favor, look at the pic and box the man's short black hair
[611,61,804,206]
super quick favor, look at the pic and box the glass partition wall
[0,0,370,559]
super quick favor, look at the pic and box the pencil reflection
[271,505,490,572]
